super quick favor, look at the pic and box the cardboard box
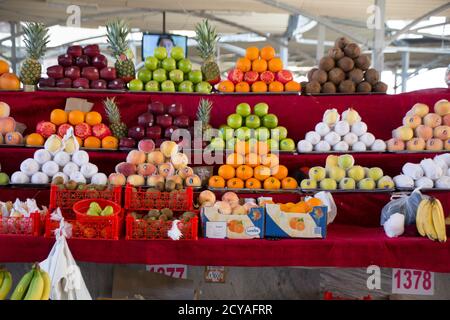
[265,204,327,239]
[201,206,265,239]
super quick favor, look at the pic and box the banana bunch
[416,197,447,242]
[0,268,13,300]
[10,263,50,300]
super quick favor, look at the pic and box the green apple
[154,47,168,60]
[254,102,269,117]
[145,80,160,92]
[188,70,203,84]
[309,166,326,181]
[152,68,167,82]
[347,165,365,182]
[358,178,376,190]
[235,127,251,141]
[169,69,184,84]
[195,81,212,94]
[320,178,337,190]
[219,125,234,141]
[170,46,185,61]
[177,58,192,73]
[267,139,279,151]
[236,103,251,117]
[227,113,243,129]
[137,69,152,83]
[210,137,225,150]
[161,57,176,71]
[325,155,339,170]
[337,154,355,170]
[161,80,175,92]
[368,167,383,181]
[178,80,194,92]
[226,138,237,150]
[301,179,317,190]
[144,56,159,71]
[329,166,346,182]
[128,79,143,91]
[0,172,9,185]
[378,176,394,189]
[255,127,270,141]
[262,114,278,129]
[339,177,356,189]
[271,126,287,140]
[245,115,261,129]
[280,138,295,151]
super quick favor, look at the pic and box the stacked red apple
[120,101,192,149]
[38,44,125,90]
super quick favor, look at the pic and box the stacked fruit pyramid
[386,100,449,152]
[218,46,300,93]
[0,101,25,146]
[0,59,20,90]
[301,154,394,191]
[303,36,387,94]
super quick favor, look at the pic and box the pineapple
[20,22,50,85]
[104,97,127,138]
[195,20,221,85]
[106,19,135,83]
[196,98,213,142]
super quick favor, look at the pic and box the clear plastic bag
[380,189,425,226]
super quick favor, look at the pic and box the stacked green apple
[301,154,395,191]
[128,46,212,93]
[209,102,296,152]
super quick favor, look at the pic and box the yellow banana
[0,271,12,300]
[39,270,51,300]
[10,269,34,300]
[432,198,447,243]
[0,271,4,289]
[24,269,44,300]
[423,201,438,241]
[416,199,428,237]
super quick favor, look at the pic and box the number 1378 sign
[392,268,434,295]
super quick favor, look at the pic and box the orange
[269,81,284,92]
[102,136,118,149]
[281,177,298,189]
[218,164,235,180]
[289,218,305,230]
[85,111,102,126]
[285,81,301,92]
[245,178,261,189]
[260,46,276,61]
[271,165,288,180]
[68,110,85,125]
[263,177,281,190]
[235,82,250,93]
[209,175,226,188]
[226,153,244,168]
[251,81,267,93]
[218,80,235,92]
[236,57,252,72]
[0,73,20,90]
[234,140,247,155]
[260,153,279,168]
[246,47,259,61]
[235,165,253,180]
[75,136,83,147]
[290,201,310,213]
[253,165,271,181]
[306,197,322,208]
[268,57,283,72]
[83,136,101,148]
[252,59,267,73]
[227,178,244,189]
[245,153,260,167]
[25,133,44,146]
[246,139,258,154]
[256,141,269,155]
[0,60,9,75]
[50,109,68,125]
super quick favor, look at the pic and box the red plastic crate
[124,185,194,211]
[73,198,121,220]
[0,212,43,236]
[125,210,198,240]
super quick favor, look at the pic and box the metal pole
[9,22,18,73]
[372,0,385,72]
[162,11,166,34]
[316,24,325,63]
[401,51,410,93]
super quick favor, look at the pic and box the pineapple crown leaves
[196,98,213,126]
[103,97,122,122]
[106,19,131,56]
[194,19,220,60]
[22,22,50,60]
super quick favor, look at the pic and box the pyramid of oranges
[218,46,301,93]
[208,140,299,190]
[0,59,20,90]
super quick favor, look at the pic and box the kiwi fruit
[77,183,87,191]
[319,56,335,72]
[300,81,308,94]
[357,81,372,93]
[304,81,321,94]
[52,176,64,185]
[146,187,158,193]
[338,80,356,93]
[337,57,354,72]
[65,180,78,190]
[165,180,176,192]
[155,181,165,192]
[328,68,345,85]
[311,69,328,84]
[321,82,337,93]
[327,47,344,61]
[364,68,380,85]
[307,67,318,81]
[147,209,160,218]
[373,81,388,93]
[95,184,107,191]
[343,43,361,58]
[175,183,183,190]
[354,55,371,70]
[335,37,350,50]
[159,214,168,221]
[160,208,174,219]
[347,68,364,83]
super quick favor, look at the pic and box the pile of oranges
[208,140,298,190]
[218,46,301,93]
[279,198,322,213]
[0,60,20,90]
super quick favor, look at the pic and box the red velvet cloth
[1,224,450,272]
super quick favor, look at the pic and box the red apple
[64,66,80,80]
[81,67,99,81]
[47,65,64,79]
[128,126,145,140]
[276,70,293,84]
[164,125,179,139]
[38,77,55,88]
[156,114,173,128]
[244,71,259,85]
[75,55,90,68]
[90,79,107,90]
[91,54,108,69]
[83,44,100,57]
[119,137,136,149]
[58,54,73,67]
[227,68,244,84]
[108,79,125,90]
[57,124,73,137]
[145,126,162,140]
[74,122,92,139]
[100,67,117,81]
[92,123,112,139]
[72,78,90,89]
[67,45,82,57]
[148,101,165,115]
[260,71,275,84]
[36,121,56,138]
[174,115,190,128]
[56,78,72,88]
[138,112,154,126]
[167,103,183,117]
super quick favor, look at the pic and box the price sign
[146,264,187,279]
[392,268,434,295]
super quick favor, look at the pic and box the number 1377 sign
[392,268,434,295]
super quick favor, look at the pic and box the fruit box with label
[265,204,327,238]
[201,206,265,239]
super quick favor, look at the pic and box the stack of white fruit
[301,154,394,191]
[394,153,450,189]
[297,107,387,153]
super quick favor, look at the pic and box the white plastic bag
[402,163,423,180]
[310,191,337,224]
[381,189,425,226]
[383,213,405,238]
